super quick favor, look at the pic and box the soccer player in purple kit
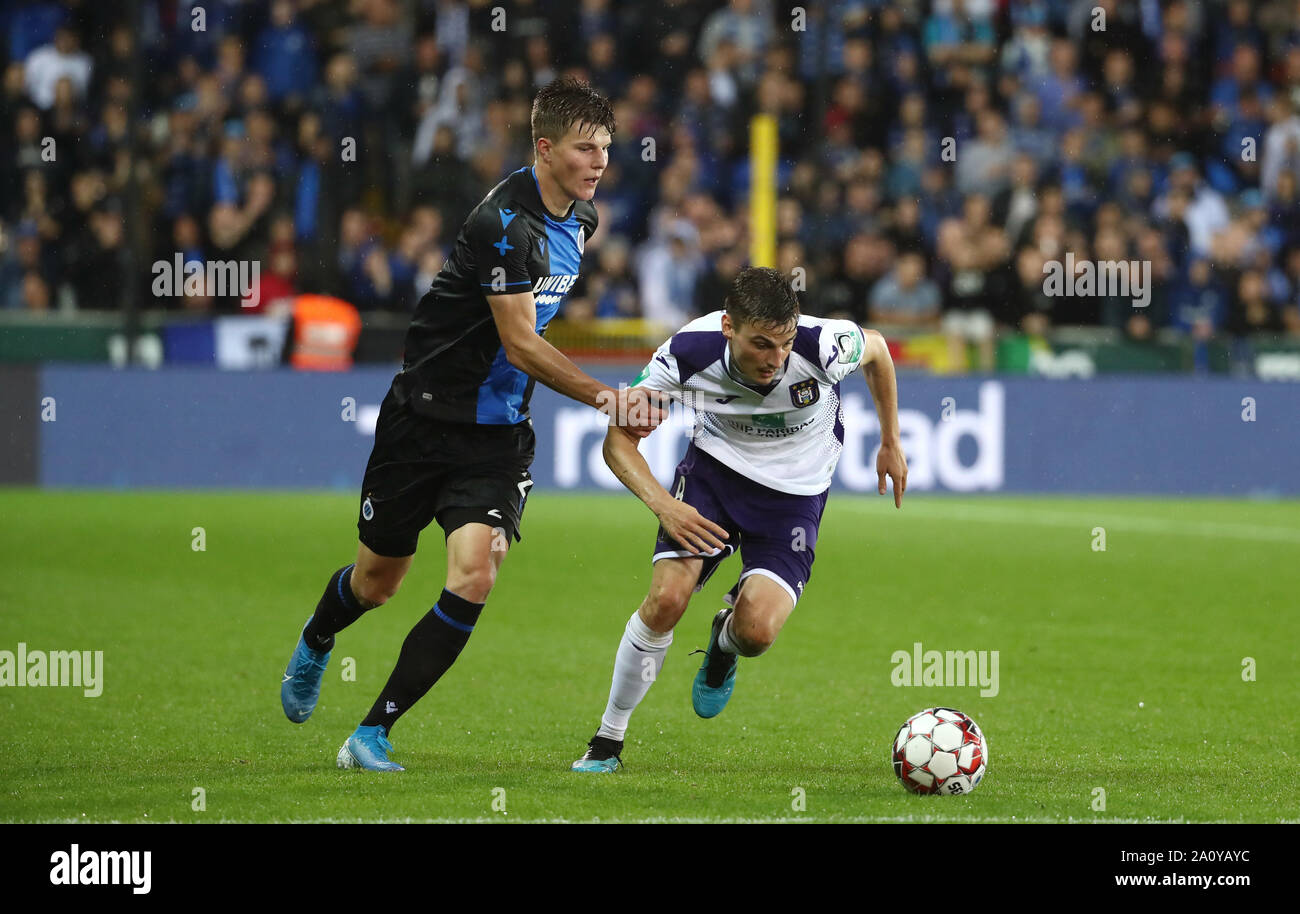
[572,267,907,771]
[279,78,665,771]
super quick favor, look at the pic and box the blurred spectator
[956,110,1013,196]
[993,153,1040,247]
[1035,38,1085,132]
[1261,96,1300,201]
[637,219,705,328]
[20,271,51,310]
[1171,258,1228,338]
[1162,154,1231,257]
[66,203,125,311]
[698,0,774,87]
[1009,245,1054,336]
[23,25,91,110]
[387,227,426,311]
[1000,8,1051,82]
[254,0,319,106]
[1,223,47,309]
[693,245,744,317]
[394,32,442,141]
[412,124,478,227]
[432,0,471,67]
[868,251,941,328]
[1281,246,1300,333]
[314,53,365,148]
[575,236,640,319]
[812,232,885,323]
[886,196,928,256]
[348,0,414,110]
[1227,268,1282,336]
[256,240,300,313]
[923,0,996,97]
[936,194,1007,371]
[797,3,872,83]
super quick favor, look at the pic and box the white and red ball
[892,708,988,795]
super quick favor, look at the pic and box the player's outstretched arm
[860,327,908,507]
[489,291,665,436]
[602,424,729,555]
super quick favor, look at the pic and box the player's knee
[353,571,401,608]
[447,562,496,604]
[641,586,689,631]
[730,614,777,656]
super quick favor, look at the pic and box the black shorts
[356,387,536,558]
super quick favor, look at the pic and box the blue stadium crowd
[3,0,1300,356]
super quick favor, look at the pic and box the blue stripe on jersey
[474,169,587,424]
[531,167,584,275]
[476,344,528,424]
[543,217,582,276]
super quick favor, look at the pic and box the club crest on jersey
[362,497,374,521]
[577,227,585,254]
[789,378,819,408]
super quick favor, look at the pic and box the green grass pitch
[1,489,1296,823]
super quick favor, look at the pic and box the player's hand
[878,441,908,508]
[612,387,669,439]
[655,499,729,555]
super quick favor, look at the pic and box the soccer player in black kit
[280,78,664,770]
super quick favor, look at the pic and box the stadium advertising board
[33,367,1299,496]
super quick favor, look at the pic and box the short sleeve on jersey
[470,203,533,293]
[630,342,681,393]
[820,319,867,384]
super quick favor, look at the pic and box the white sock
[716,612,741,655]
[595,611,673,742]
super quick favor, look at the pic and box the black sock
[361,589,485,733]
[303,564,369,652]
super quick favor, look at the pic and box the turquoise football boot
[281,618,330,723]
[692,608,738,718]
[336,725,405,771]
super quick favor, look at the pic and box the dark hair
[724,267,800,330]
[531,77,616,148]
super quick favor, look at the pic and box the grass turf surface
[1,489,1296,823]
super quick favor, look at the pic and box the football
[892,708,988,795]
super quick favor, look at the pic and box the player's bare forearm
[602,425,729,553]
[861,327,908,507]
[861,328,900,445]
[508,333,610,409]
[602,425,673,516]
[490,290,609,408]
[490,291,663,433]
[510,335,665,436]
